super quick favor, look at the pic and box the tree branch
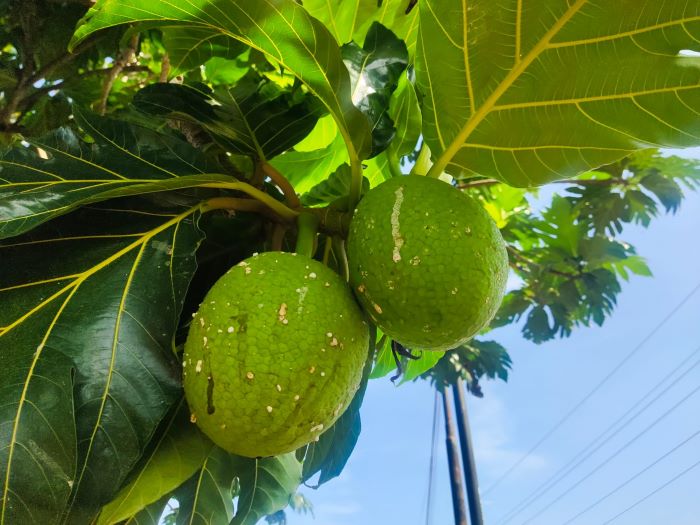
[97,34,140,115]
[506,245,580,279]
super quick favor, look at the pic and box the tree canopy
[1,1,699,523]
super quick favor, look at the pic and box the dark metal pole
[453,378,484,525]
[441,386,469,525]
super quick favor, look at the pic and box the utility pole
[441,386,468,525]
[453,378,484,525]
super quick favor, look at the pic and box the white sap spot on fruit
[309,366,316,373]
[321,348,326,352]
[278,303,288,323]
[202,336,208,346]
[324,282,331,287]
[357,283,366,293]
[310,424,324,433]
[373,303,383,314]
[245,266,252,275]
[410,256,421,266]
[220,423,226,429]
[308,272,317,279]
[320,371,326,377]
[182,360,187,367]
[276,384,282,392]
[246,372,255,380]
[195,360,203,373]
[296,286,308,313]
[391,186,405,262]
[330,337,339,347]
[294,394,300,401]
[190,413,197,423]
[199,317,205,327]
[452,288,459,295]
[227,326,235,333]
[266,406,273,413]
[326,332,333,338]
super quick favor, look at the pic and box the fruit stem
[306,206,352,238]
[295,211,320,258]
[261,161,301,209]
[271,223,288,251]
[200,197,268,214]
[199,180,300,221]
[322,236,333,265]
[333,237,350,282]
[349,160,364,209]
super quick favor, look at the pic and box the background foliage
[1,0,699,523]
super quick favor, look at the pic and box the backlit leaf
[232,453,302,525]
[71,0,372,165]
[174,447,237,525]
[97,401,213,525]
[417,1,700,185]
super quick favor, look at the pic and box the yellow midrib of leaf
[427,0,588,177]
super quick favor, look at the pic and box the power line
[496,346,700,525]
[561,427,700,524]
[482,280,700,497]
[425,389,440,525]
[519,382,700,524]
[600,456,700,525]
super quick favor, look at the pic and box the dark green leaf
[341,22,408,157]
[97,400,213,525]
[0,108,235,240]
[0,199,205,522]
[522,306,554,344]
[232,454,302,525]
[640,172,684,213]
[134,79,321,160]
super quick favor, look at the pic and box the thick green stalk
[295,212,320,258]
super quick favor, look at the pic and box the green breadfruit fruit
[183,252,369,458]
[347,175,508,351]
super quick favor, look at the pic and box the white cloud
[469,392,549,486]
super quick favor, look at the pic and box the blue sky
[287,154,700,525]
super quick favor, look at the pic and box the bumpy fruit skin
[183,252,369,458]
[347,176,507,351]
